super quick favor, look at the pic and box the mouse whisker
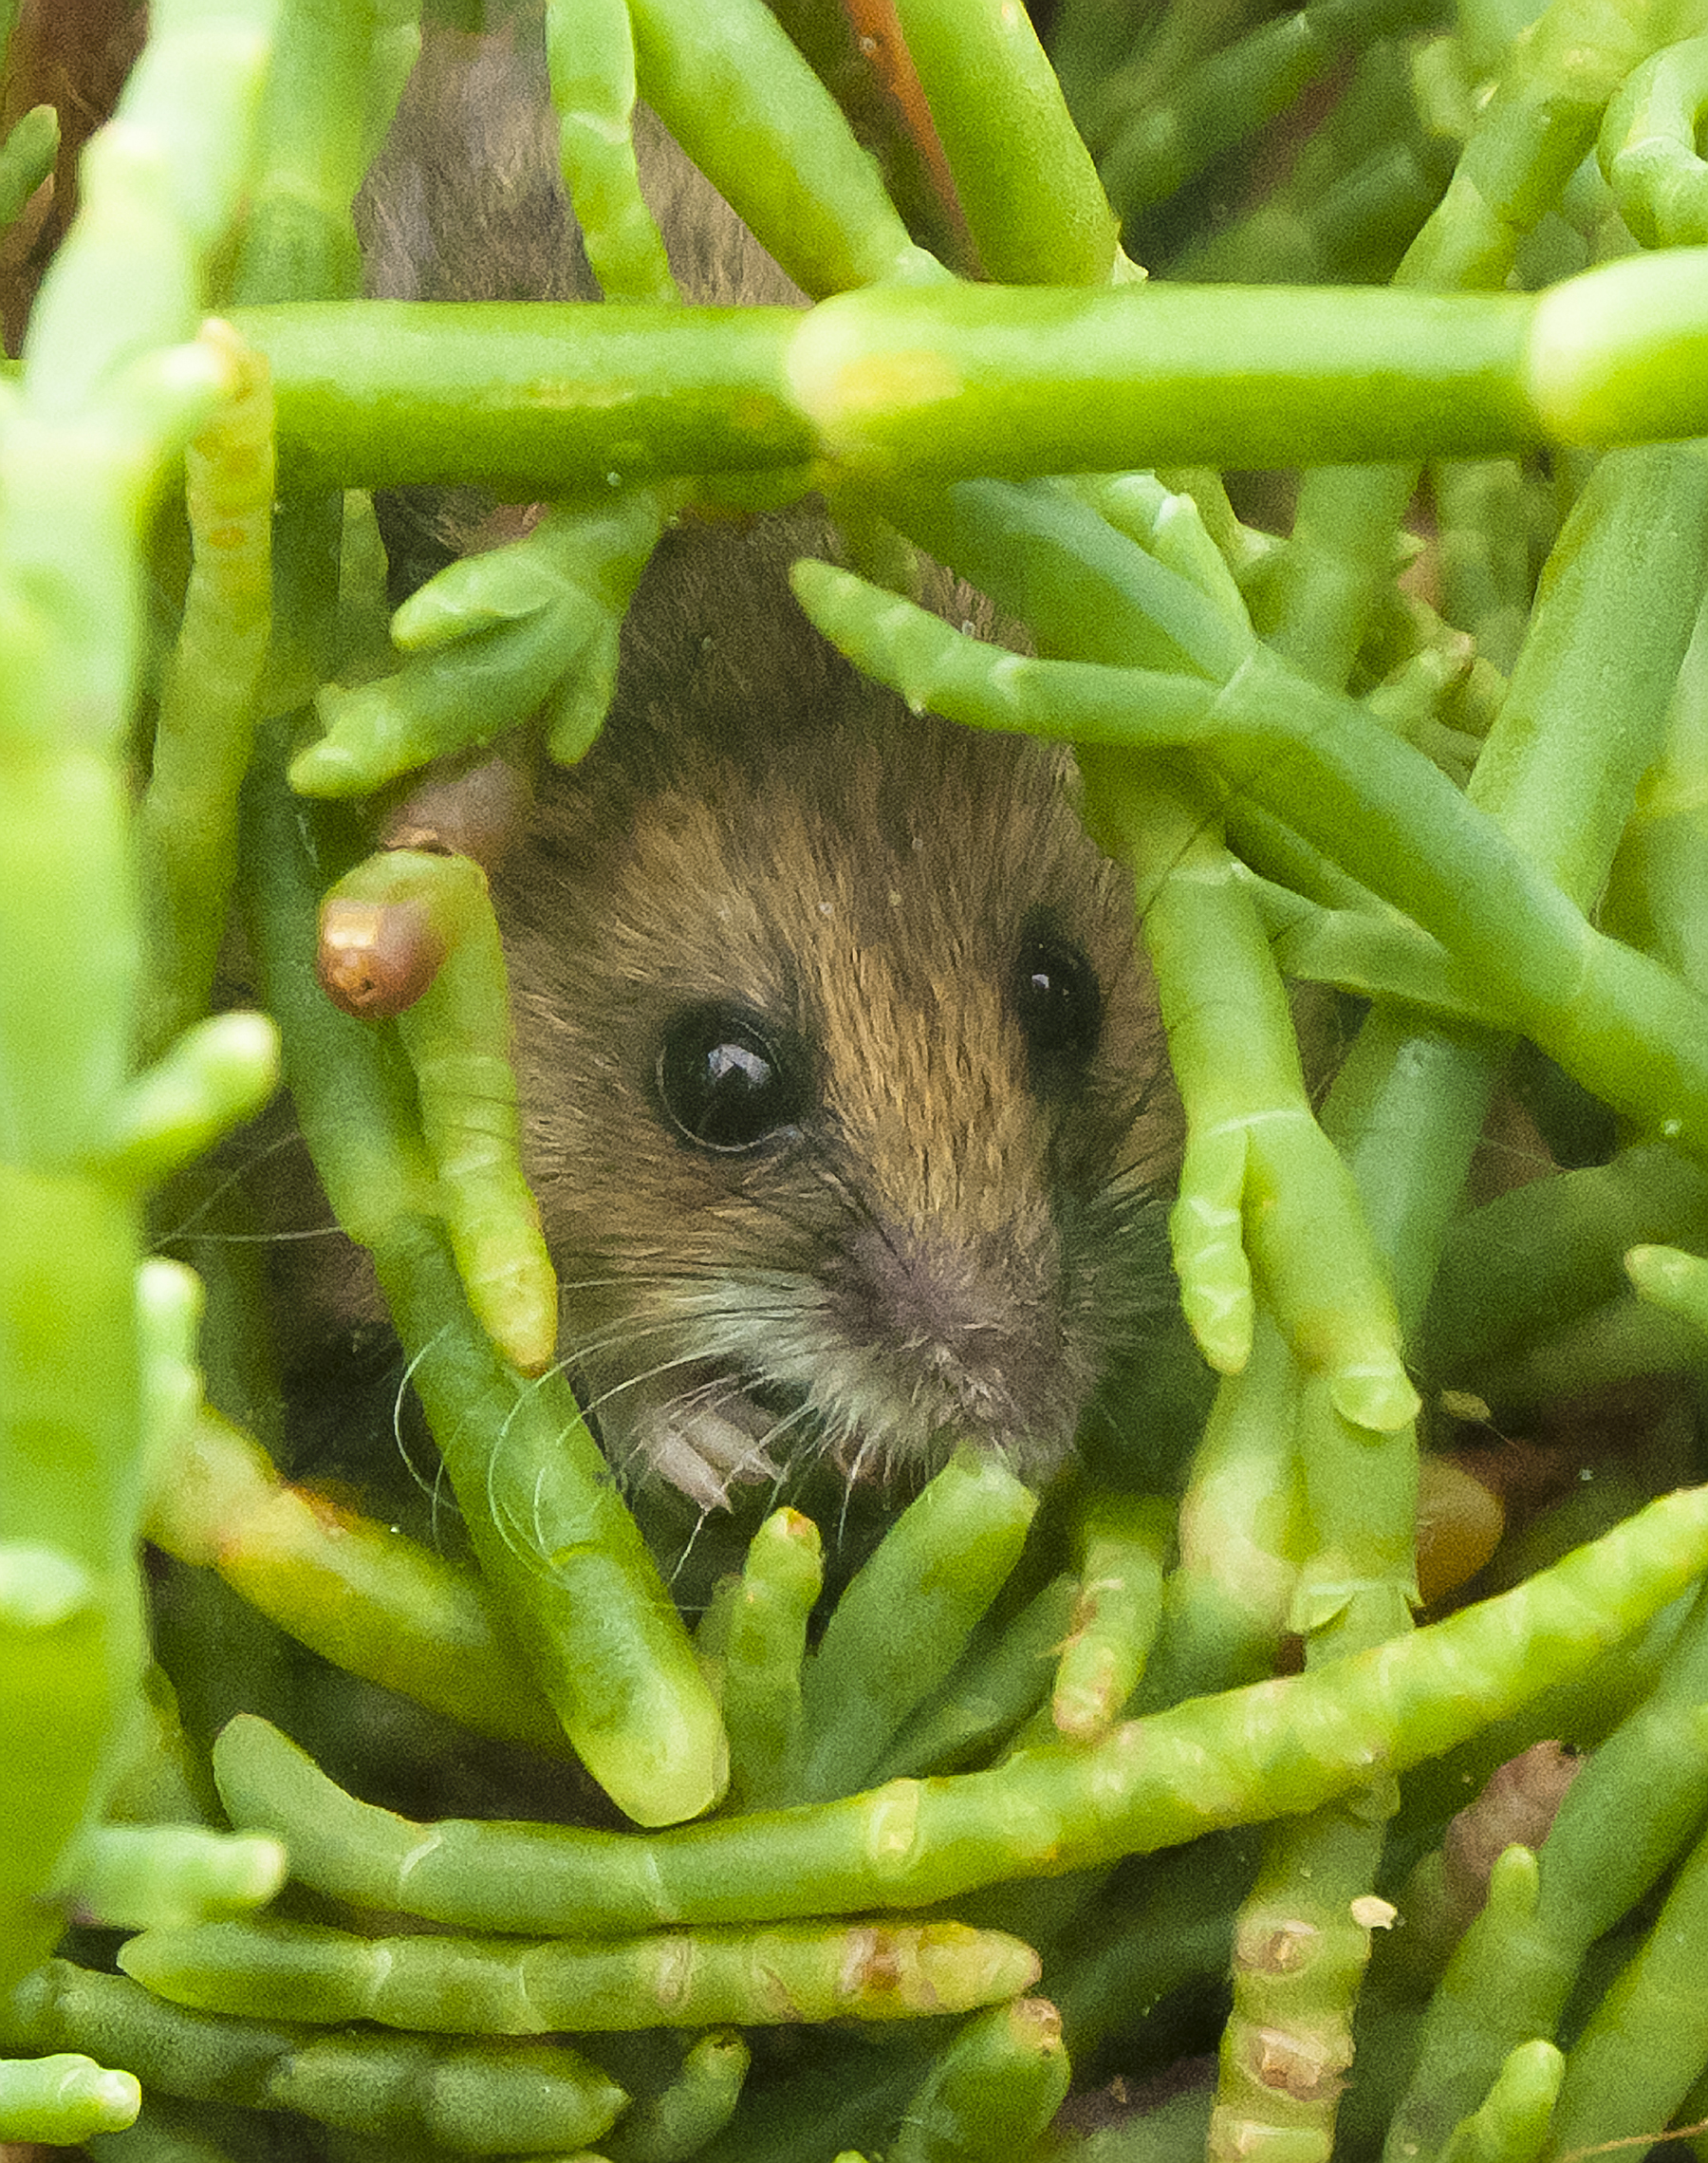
[177,1223,352,1246]
[151,1128,330,1246]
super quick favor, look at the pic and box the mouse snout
[836,1213,1090,1459]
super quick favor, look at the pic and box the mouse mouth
[569,1255,1090,1510]
[606,1344,1054,1510]
[580,1356,816,1513]
[583,1347,965,1512]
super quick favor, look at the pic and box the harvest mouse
[489,511,1179,1507]
[276,17,1182,1513]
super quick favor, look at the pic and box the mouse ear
[378,755,535,875]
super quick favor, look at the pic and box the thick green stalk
[1267,0,1686,714]
[1466,444,1708,903]
[241,724,727,1828]
[318,848,558,1375]
[136,324,275,1060]
[233,299,814,493]
[721,1508,821,1811]
[690,2032,937,2163]
[1241,882,1498,1031]
[1434,460,1532,674]
[226,254,1708,496]
[1208,1167,1419,2163]
[1601,31,1708,245]
[1384,1579,1708,2163]
[886,1576,1079,1775]
[1213,442,1708,2160]
[0,2052,141,2147]
[0,103,57,235]
[120,1914,1042,2030]
[1133,1316,1304,1714]
[1440,2042,1564,2163]
[210,1483,1708,1935]
[1051,1494,1173,1741]
[1433,1153,1708,1395]
[0,0,277,2012]
[1209,1340,1415,2163]
[1604,591,1708,992]
[1543,1807,1708,2158]
[818,272,1528,472]
[604,2030,750,2163]
[1212,1804,1393,2163]
[143,1408,570,1755]
[9,1961,627,2154]
[1260,463,1419,690]
[222,0,373,307]
[1400,0,1678,293]
[58,1826,284,1935]
[890,474,1249,678]
[892,1997,1072,2163]
[1049,1837,1253,2062]
[546,0,676,304]
[626,0,943,296]
[796,1454,1037,1803]
[890,0,1121,284]
[1110,777,1417,1430]
[378,1221,729,1828]
[1330,440,1708,1404]
[1626,1240,1708,1332]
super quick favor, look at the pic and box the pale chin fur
[577,1269,1086,1515]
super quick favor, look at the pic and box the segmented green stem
[119,1913,1042,2031]
[211,1484,1708,1935]
[0,0,277,2016]
[242,722,726,1828]
[228,255,1708,497]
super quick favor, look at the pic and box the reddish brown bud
[316,896,446,1016]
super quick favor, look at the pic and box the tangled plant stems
[10,0,1708,2156]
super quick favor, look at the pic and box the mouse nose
[841,1216,1088,1450]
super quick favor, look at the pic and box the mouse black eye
[657,1004,808,1153]
[1012,930,1102,1076]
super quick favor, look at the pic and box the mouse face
[269,35,1179,1513]
[494,516,1178,1508]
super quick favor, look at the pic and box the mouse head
[497,519,1178,1506]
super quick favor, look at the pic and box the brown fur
[261,16,1180,1507]
[492,510,1178,1501]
